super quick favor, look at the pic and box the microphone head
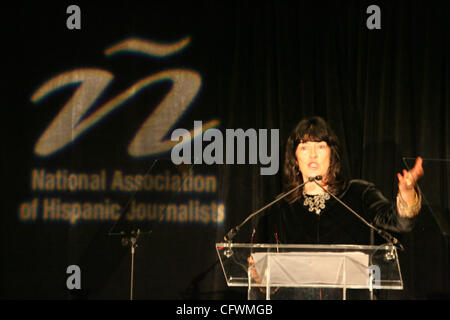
[308,176,315,182]
[315,175,323,181]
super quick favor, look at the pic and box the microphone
[311,176,404,250]
[223,176,315,242]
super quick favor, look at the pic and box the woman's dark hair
[283,116,347,204]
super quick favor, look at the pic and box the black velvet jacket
[266,179,415,245]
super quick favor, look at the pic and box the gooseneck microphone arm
[223,177,315,242]
[312,177,404,250]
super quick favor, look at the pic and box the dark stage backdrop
[2,1,448,299]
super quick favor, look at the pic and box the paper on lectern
[251,251,369,287]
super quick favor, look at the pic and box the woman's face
[295,141,331,183]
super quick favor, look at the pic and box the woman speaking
[248,116,424,300]
[277,116,424,245]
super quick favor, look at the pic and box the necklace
[302,191,330,215]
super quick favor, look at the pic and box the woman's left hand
[397,156,424,205]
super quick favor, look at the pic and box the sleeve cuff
[396,189,422,218]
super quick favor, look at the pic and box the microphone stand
[311,177,404,251]
[120,228,143,300]
[108,159,158,300]
[223,177,315,244]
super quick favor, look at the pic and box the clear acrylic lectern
[216,243,403,300]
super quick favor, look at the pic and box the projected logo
[20,37,225,226]
[31,37,218,157]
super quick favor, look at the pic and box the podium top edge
[216,243,394,250]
